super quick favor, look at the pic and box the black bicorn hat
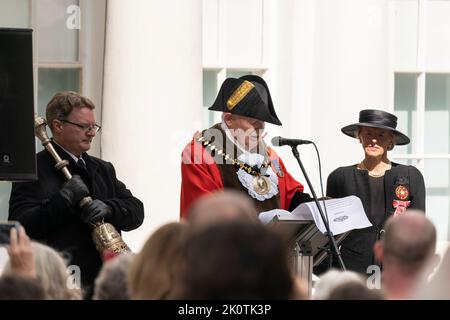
[341,109,410,145]
[208,75,282,126]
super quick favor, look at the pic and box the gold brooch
[395,185,409,200]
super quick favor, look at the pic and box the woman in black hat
[326,109,425,274]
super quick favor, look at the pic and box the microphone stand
[291,146,346,271]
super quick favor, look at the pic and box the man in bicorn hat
[180,75,312,217]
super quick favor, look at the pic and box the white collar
[53,139,85,164]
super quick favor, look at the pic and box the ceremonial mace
[34,116,131,254]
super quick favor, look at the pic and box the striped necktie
[76,159,87,171]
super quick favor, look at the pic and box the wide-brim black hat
[341,109,410,145]
[208,75,282,126]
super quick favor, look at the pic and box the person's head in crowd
[46,91,100,157]
[0,274,45,300]
[180,221,294,299]
[93,253,134,300]
[186,190,259,227]
[373,211,438,299]
[313,269,366,300]
[4,241,82,299]
[128,222,189,299]
[328,281,384,300]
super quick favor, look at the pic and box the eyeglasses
[59,119,102,133]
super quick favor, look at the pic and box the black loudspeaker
[0,28,36,181]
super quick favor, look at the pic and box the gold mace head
[34,115,50,143]
[91,222,131,254]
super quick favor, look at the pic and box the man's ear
[373,241,384,264]
[223,113,233,127]
[52,119,63,134]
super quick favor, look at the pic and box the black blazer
[325,162,425,274]
[9,143,144,290]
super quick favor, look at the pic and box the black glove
[81,199,112,224]
[59,175,89,207]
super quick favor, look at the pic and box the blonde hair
[4,242,82,300]
[128,222,189,299]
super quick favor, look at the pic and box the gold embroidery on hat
[226,80,254,110]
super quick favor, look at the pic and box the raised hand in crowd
[6,226,36,279]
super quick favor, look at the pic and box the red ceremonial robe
[180,138,305,218]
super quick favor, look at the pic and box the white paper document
[258,209,292,224]
[259,195,372,235]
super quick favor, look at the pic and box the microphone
[271,136,313,147]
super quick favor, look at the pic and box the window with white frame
[0,0,106,220]
[202,0,269,127]
[35,0,83,145]
[390,0,450,242]
[393,73,450,242]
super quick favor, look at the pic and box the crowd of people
[0,191,448,300]
[0,75,446,300]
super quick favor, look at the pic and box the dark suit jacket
[324,162,425,274]
[8,143,144,291]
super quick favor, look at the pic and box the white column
[102,0,203,251]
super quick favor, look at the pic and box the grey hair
[93,253,134,300]
[3,242,82,300]
[313,269,365,300]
